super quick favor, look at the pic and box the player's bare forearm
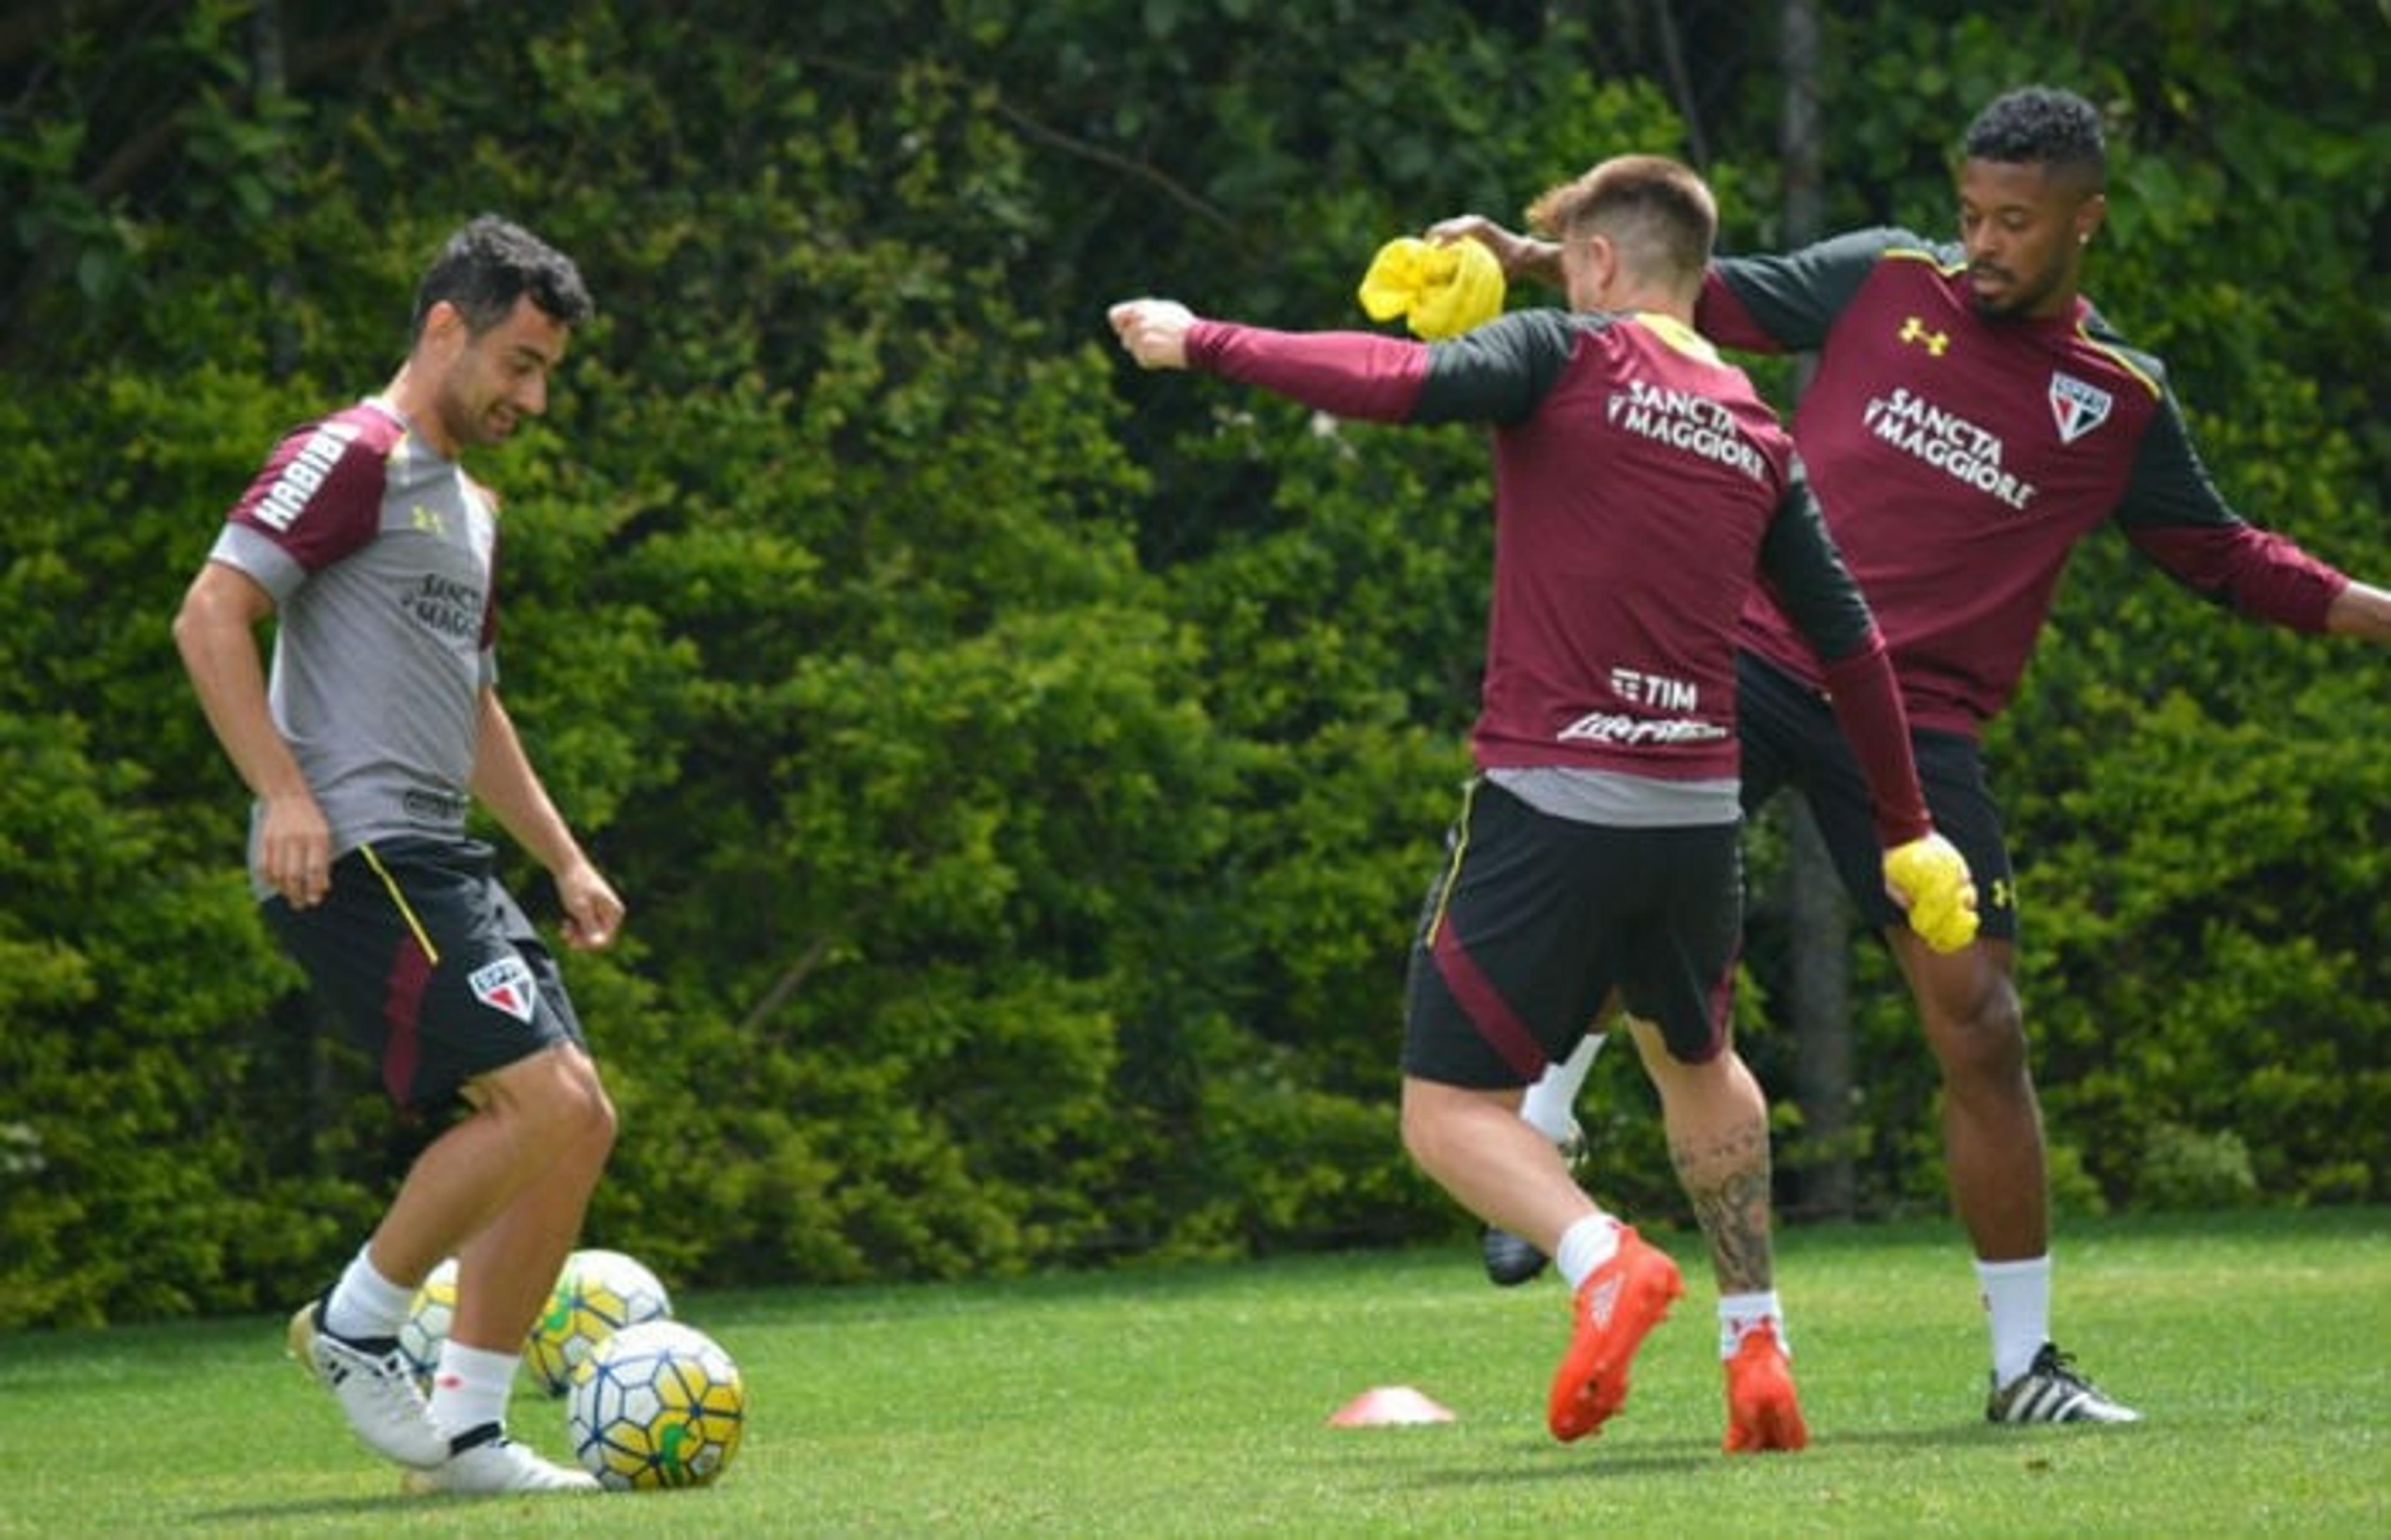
[2323,580,2391,644]
[470,692,623,947]
[1422,215,1563,288]
[471,695,586,873]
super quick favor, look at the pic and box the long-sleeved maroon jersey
[1182,308,1928,840]
[1699,228,2348,736]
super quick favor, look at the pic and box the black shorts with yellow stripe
[265,836,585,1112]
[1402,778,1742,1089]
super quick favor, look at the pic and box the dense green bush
[2,1,2382,1325]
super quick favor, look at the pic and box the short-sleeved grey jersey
[207,398,502,893]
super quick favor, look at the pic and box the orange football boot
[1545,1226,1684,1442]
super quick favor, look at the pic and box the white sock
[1521,1033,1603,1143]
[1717,1290,1787,1359]
[1554,1213,1623,1290]
[1976,1255,2052,1387]
[321,1244,416,1341]
[428,1340,521,1440]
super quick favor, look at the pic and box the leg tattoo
[1669,1120,1776,1294]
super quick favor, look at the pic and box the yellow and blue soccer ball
[566,1319,747,1490]
[524,1247,673,1397]
[395,1257,461,1391]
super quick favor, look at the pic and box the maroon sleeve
[1695,270,1788,355]
[1818,634,1933,847]
[2125,523,2348,632]
[1696,231,1913,352]
[226,420,387,571]
[2111,389,2349,630]
[1184,320,1430,421]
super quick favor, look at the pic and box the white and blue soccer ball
[395,1257,461,1391]
[524,1247,674,1396]
[566,1318,747,1490]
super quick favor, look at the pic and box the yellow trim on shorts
[1423,779,1479,945]
[359,843,441,966]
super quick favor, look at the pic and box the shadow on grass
[186,1488,572,1526]
[1344,1419,2008,1486]
[182,1496,422,1526]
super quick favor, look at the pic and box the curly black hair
[409,215,595,340]
[1962,87,2106,185]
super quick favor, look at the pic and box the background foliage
[1,0,2383,1326]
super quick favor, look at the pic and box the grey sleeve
[207,522,308,606]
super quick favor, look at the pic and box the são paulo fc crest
[468,955,539,1023]
[2047,371,2113,444]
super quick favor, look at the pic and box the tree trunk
[252,1,301,378]
[1778,0,1857,1220]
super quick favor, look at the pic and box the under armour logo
[1898,316,1950,356]
[412,505,446,535]
[1989,878,2015,911]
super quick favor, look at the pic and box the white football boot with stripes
[286,1298,453,1468]
[402,1424,600,1495]
[1986,1343,2142,1424]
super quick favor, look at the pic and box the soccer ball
[524,1247,673,1397]
[566,1320,747,1490]
[396,1257,461,1390]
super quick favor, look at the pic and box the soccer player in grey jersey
[175,216,617,1495]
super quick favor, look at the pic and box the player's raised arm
[1423,214,1563,289]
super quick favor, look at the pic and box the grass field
[0,1208,2382,1537]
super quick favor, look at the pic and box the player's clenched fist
[1883,832,1980,954]
[1108,298,1197,370]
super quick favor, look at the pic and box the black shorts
[265,837,586,1113]
[1402,778,1742,1088]
[1737,651,2018,941]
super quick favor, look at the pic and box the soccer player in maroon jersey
[1437,86,2391,1424]
[1111,155,1978,1452]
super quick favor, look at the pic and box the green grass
[1,1209,2383,1537]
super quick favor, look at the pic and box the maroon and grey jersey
[1700,227,2348,736]
[1183,309,1912,814]
[207,398,502,890]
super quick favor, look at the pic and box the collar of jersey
[1633,311,1721,366]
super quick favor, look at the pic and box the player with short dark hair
[409,215,597,340]
[175,215,618,1493]
[1112,154,1978,1453]
[1438,85,2391,1425]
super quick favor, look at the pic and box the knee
[1398,1089,1441,1173]
[1627,1017,1745,1096]
[1649,1048,1761,1124]
[505,1048,616,1154]
[1397,1080,1466,1178]
[1925,985,2027,1085]
[581,1078,618,1161]
[567,1058,618,1159]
